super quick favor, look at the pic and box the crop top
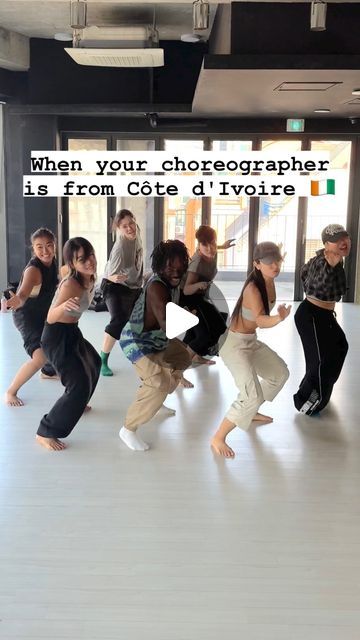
[241,300,275,322]
[50,280,94,319]
[301,249,347,302]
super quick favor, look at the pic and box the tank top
[14,257,58,320]
[50,279,94,319]
[241,299,276,322]
[120,275,170,363]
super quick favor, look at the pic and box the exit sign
[286,118,305,132]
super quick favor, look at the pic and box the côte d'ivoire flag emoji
[311,179,335,196]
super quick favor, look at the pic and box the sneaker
[299,389,320,415]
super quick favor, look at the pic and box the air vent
[274,81,342,92]
[65,47,164,67]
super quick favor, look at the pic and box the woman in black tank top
[4,228,58,407]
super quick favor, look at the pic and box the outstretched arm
[217,238,236,250]
[6,266,41,310]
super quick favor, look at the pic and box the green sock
[100,351,113,376]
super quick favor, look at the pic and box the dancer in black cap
[293,224,351,415]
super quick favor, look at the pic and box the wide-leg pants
[13,307,57,377]
[37,322,101,439]
[181,293,227,356]
[293,299,348,415]
[220,331,289,429]
[124,339,191,431]
[101,281,141,340]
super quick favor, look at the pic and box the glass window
[116,139,155,269]
[305,140,351,263]
[259,140,302,300]
[163,140,203,257]
[211,141,253,274]
[67,138,108,275]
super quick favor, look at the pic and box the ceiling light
[70,0,87,30]
[352,88,360,95]
[314,108,331,113]
[310,1,327,31]
[193,0,210,31]
[54,32,73,41]
[181,33,202,43]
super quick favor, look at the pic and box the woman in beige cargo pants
[211,242,291,459]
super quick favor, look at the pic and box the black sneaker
[299,389,320,415]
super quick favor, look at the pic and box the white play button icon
[165,302,199,339]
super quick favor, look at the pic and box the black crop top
[301,249,347,302]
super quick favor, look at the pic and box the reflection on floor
[1,302,360,639]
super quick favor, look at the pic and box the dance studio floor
[1,302,360,640]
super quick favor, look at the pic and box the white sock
[119,426,150,451]
[157,404,176,416]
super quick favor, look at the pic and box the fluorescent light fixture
[352,88,360,95]
[310,1,327,31]
[314,108,331,113]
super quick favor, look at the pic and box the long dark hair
[62,237,96,288]
[231,265,270,323]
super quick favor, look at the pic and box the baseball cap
[321,224,349,244]
[253,242,283,265]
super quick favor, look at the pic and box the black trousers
[13,308,57,377]
[37,323,101,439]
[180,293,227,356]
[293,299,348,415]
[101,280,141,341]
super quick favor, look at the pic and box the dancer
[36,237,101,451]
[119,240,192,451]
[293,224,350,415]
[211,242,290,458]
[100,209,143,376]
[181,225,235,365]
[4,228,58,407]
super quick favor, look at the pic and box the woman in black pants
[5,227,58,407]
[100,209,143,376]
[36,237,101,451]
[293,224,350,416]
[181,225,234,365]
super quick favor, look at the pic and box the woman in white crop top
[36,237,101,451]
[211,242,291,458]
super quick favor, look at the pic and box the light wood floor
[1,303,360,640]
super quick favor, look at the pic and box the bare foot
[179,375,194,388]
[192,354,216,366]
[39,372,60,380]
[4,392,24,407]
[210,437,235,458]
[83,405,92,413]
[252,413,273,424]
[156,404,176,416]
[36,435,66,451]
